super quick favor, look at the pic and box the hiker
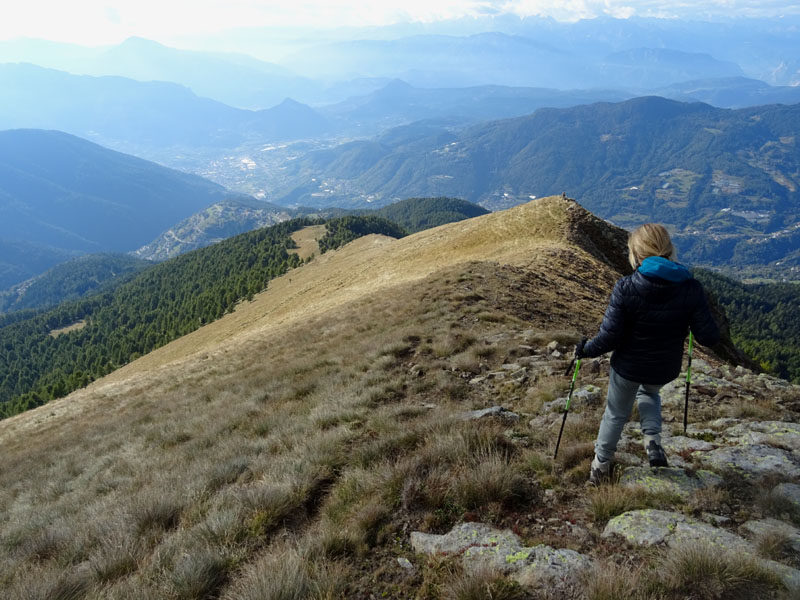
[575,223,720,485]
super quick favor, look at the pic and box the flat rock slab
[740,518,800,554]
[699,444,800,479]
[603,509,800,591]
[661,435,715,454]
[773,482,800,510]
[619,467,721,500]
[723,421,800,455]
[411,522,591,586]
[603,509,750,551]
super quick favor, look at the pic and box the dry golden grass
[7,196,743,598]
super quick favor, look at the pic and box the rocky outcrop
[603,509,800,590]
[411,523,591,589]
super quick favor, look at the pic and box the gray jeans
[594,367,664,462]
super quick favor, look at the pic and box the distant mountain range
[0,63,331,152]
[271,97,800,271]
[0,129,233,286]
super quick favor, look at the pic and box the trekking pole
[554,357,581,460]
[683,331,694,434]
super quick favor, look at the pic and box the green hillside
[0,254,152,314]
[0,216,403,418]
[696,269,800,382]
[370,197,490,233]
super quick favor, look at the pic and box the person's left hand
[575,337,588,359]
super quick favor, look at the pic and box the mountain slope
[2,195,797,598]
[0,129,231,284]
[133,199,292,261]
[0,254,151,314]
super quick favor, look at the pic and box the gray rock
[551,350,563,358]
[411,522,591,587]
[661,435,715,454]
[546,341,559,351]
[740,518,800,553]
[773,482,800,510]
[723,421,800,455]
[603,509,751,551]
[619,467,721,500]
[544,385,603,412]
[502,363,523,371]
[469,376,487,385]
[510,368,529,383]
[700,444,800,479]
[461,406,520,422]
[397,557,415,571]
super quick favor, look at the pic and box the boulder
[699,444,800,479]
[723,421,800,455]
[773,482,800,510]
[603,509,800,591]
[740,518,800,553]
[411,522,591,587]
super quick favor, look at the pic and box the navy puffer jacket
[583,257,720,385]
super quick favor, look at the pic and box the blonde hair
[628,223,676,269]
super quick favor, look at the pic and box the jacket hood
[638,256,691,283]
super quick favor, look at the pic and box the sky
[2,0,799,46]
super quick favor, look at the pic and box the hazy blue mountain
[283,32,755,90]
[0,129,233,285]
[0,254,151,314]
[271,97,800,270]
[653,77,800,109]
[0,63,331,152]
[321,79,632,132]
[600,48,743,90]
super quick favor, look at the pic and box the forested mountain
[0,215,404,418]
[0,239,78,290]
[0,254,152,314]
[697,269,800,382]
[0,64,330,151]
[0,129,230,286]
[273,97,800,271]
[368,197,489,233]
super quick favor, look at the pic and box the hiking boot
[647,441,669,468]
[587,456,611,486]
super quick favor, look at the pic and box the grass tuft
[441,564,527,600]
[656,541,783,600]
